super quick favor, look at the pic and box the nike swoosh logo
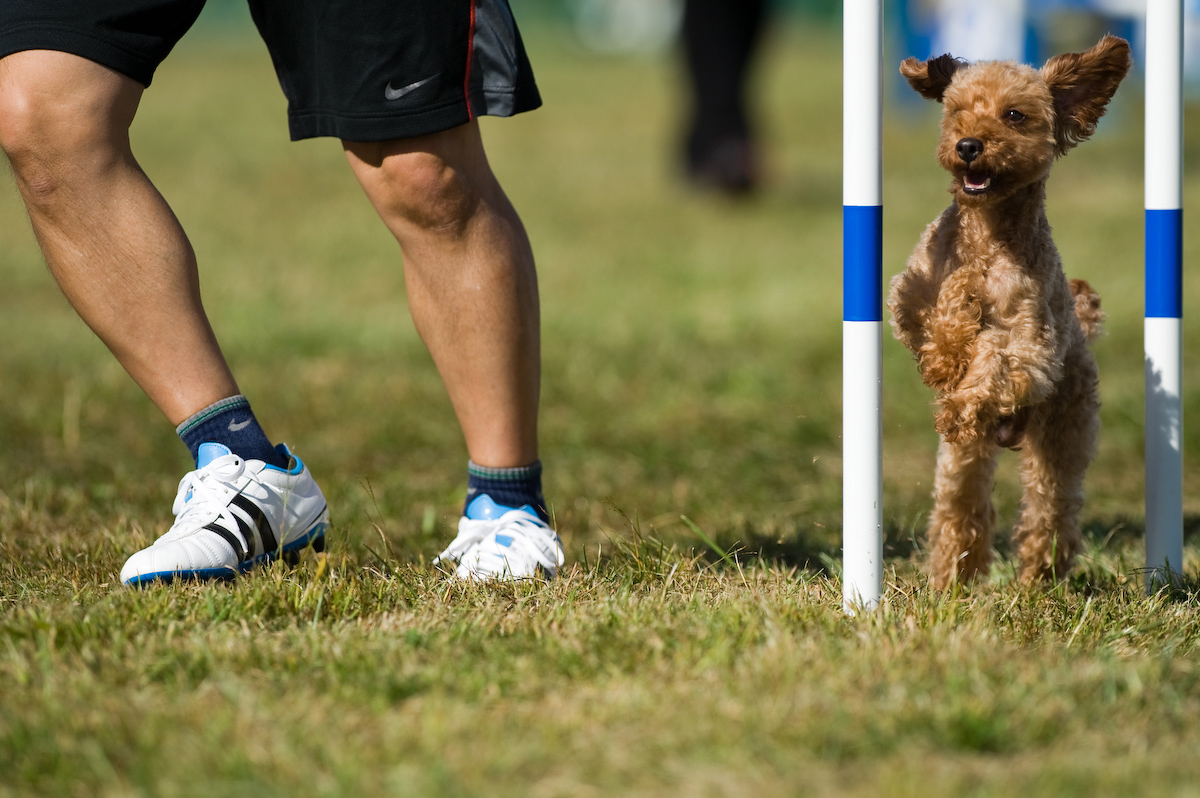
[385,75,437,101]
[228,419,252,432]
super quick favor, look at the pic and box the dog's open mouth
[962,171,993,194]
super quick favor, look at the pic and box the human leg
[681,0,768,192]
[0,49,325,583]
[344,122,559,578]
[246,0,554,577]
[343,122,540,472]
[0,50,240,424]
[0,49,291,469]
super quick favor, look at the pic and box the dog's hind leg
[927,435,999,588]
[1012,347,1100,582]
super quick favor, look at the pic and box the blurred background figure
[680,0,769,195]
[566,0,769,194]
[570,0,681,53]
[929,0,1025,62]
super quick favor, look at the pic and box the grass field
[3,18,1200,797]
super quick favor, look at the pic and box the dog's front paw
[918,347,968,393]
[935,410,977,444]
[935,394,986,444]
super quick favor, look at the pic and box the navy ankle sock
[465,460,548,522]
[176,395,288,469]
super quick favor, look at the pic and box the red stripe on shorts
[464,0,477,120]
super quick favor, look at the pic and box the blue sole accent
[123,520,329,588]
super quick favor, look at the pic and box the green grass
[3,20,1200,797]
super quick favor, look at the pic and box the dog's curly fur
[888,35,1131,588]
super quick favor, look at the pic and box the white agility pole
[842,0,883,612]
[1144,0,1185,590]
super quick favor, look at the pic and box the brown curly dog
[888,35,1132,587]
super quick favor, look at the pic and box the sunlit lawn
[2,18,1199,797]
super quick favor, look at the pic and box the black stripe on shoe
[232,494,278,557]
[225,503,256,559]
[204,522,247,562]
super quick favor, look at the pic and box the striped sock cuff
[467,460,542,481]
[176,395,250,437]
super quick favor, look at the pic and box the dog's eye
[1004,109,1026,124]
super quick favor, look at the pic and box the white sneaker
[120,442,329,586]
[434,495,563,581]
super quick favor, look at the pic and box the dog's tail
[1070,278,1104,342]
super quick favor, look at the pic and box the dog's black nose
[956,138,983,163]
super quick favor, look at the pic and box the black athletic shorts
[0,0,542,141]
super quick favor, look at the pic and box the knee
[0,77,126,204]
[0,79,49,169]
[0,91,74,203]
[364,149,492,238]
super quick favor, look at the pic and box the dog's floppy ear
[900,54,966,102]
[1041,34,1132,154]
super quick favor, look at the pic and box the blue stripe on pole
[1146,208,1183,319]
[844,204,883,322]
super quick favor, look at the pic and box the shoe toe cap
[454,548,514,581]
[120,535,239,585]
[454,537,555,581]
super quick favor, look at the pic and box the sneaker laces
[433,524,490,565]
[435,512,562,572]
[493,516,562,573]
[164,454,247,540]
